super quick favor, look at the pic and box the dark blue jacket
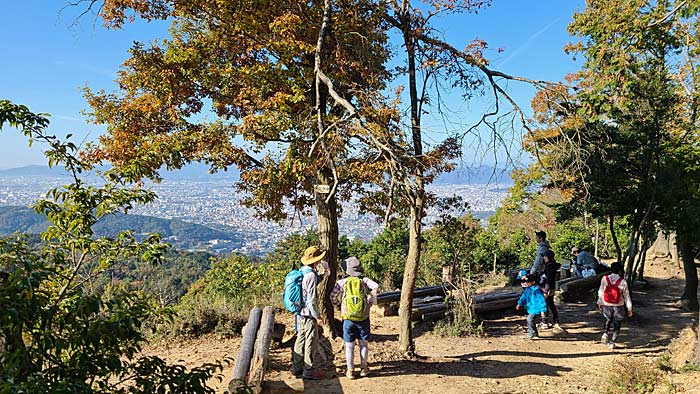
[518,285,548,315]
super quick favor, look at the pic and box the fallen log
[421,310,449,322]
[248,306,275,394]
[558,272,608,302]
[411,302,447,321]
[555,276,580,290]
[376,285,446,305]
[413,295,444,306]
[229,307,262,392]
[473,296,520,313]
[472,291,520,304]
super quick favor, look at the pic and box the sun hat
[300,245,327,266]
[342,256,364,277]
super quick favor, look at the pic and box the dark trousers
[545,295,559,324]
[602,305,625,342]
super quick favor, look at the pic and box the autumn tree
[77,0,390,335]
[312,0,557,353]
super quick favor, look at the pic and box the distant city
[0,166,511,255]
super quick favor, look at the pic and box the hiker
[516,273,548,340]
[539,250,564,333]
[291,245,329,380]
[530,230,551,274]
[597,261,633,349]
[571,247,600,277]
[330,256,379,379]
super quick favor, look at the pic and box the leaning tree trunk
[678,235,699,311]
[398,196,424,354]
[315,167,339,338]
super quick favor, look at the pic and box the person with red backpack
[330,257,379,379]
[597,262,633,349]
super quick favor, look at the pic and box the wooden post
[248,306,275,394]
[229,307,262,392]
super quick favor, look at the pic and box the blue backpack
[283,266,309,314]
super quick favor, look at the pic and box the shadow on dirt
[371,358,572,379]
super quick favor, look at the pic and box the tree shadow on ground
[371,358,572,379]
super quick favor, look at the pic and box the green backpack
[342,277,368,322]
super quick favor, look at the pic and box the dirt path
[143,257,697,393]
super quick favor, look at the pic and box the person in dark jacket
[539,250,565,333]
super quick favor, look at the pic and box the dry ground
[142,257,700,393]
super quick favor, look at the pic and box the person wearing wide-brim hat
[331,257,379,379]
[292,246,328,380]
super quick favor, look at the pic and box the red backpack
[603,275,623,304]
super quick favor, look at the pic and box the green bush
[172,255,285,337]
[0,101,222,393]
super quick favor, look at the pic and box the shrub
[0,101,223,393]
[606,357,662,394]
[434,279,484,337]
[172,255,285,337]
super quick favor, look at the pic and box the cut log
[376,285,446,304]
[411,302,447,321]
[248,306,275,394]
[229,307,262,392]
[555,276,580,290]
[473,296,520,313]
[472,291,520,304]
[413,295,444,306]
[558,272,607,302]
[421,310,449,321]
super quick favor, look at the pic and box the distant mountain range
[0,163,512,184]
[0,206,245,253]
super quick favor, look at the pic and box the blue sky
[0,1,584,169]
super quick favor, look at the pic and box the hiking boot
[601,333,609,344]
[291,368,303,378]
[346,369,355,379]
[552,323,566,333]
[302,370,326,380]
[536,322,548,330]
[360,367,370,377]
[527,335,540,340]
[608,342,616,350]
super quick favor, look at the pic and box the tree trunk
[609,214,622,263]
[678,235,699,311]
[315,167,339,338]
[397,9,425,355]
[399,202,423,354]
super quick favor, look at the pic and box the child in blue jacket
[516,273,548,339]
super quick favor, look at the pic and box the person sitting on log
[516,273,547,340]
[331,257,379,379]
[571,246,600,277]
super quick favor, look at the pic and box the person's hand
[516,305,521,311]
[627,309,633,318]
[597,304,603,311]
